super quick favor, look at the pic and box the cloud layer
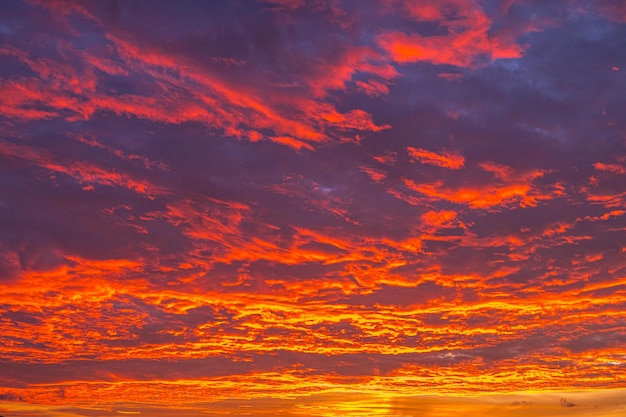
[1,0,625,415]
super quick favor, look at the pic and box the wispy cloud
[1,0,625,415]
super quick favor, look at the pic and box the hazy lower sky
[1,0,625,416]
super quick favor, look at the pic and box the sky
[0,0,625,416]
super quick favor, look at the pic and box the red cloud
[378,0,524,67]
[1,18,390,152]
[356,79,390,97]
[0,140,164,197]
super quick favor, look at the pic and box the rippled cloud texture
[1,0,625,416]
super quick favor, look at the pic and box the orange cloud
[583,210,625,222]
[374,151,398,165]
[403,165,552,209]
[2,2,626,416]
[594,162,626,174]
[407,147,465,169]
[360,166,387,182]
[587,191,626,208]
[421,210,466,230]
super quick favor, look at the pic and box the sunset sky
[1,0,626,416]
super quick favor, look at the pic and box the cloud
[594,162,626,175]
[1,0,626,415]
[402,165,555,209]
[407,147,465,169]
[377,0,527,67]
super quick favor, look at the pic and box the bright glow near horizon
[0,0,625,416]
